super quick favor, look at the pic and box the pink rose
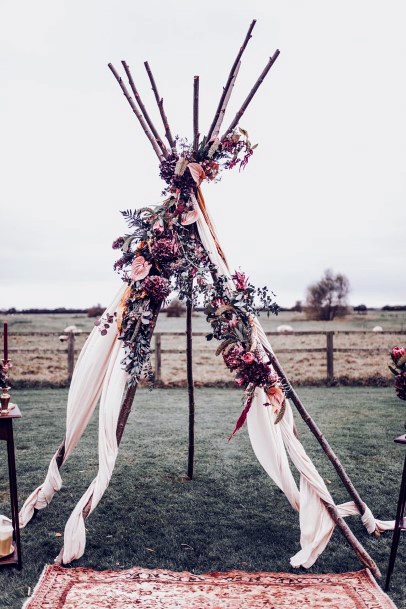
[242,352,255,364]
[391,346,406,364]
[229,316,238,328]
[131,256,152,282]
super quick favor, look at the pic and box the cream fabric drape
[19,285,127,528]
[194,193,394,568]
[19,191,393,566]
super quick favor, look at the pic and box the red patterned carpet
[23,566,397,609]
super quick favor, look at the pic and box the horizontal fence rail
[6,330,406,385]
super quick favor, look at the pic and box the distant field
[3,310,406,387]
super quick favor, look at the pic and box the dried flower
[112,236,125,250]
[232,271,249,291]
[142,276,171,302]
[151,237,179,263]
[395,371,406,400]
[153,220,164,235]
[223,344,244,370]
[242,351,256,364]
[238,360,272,387]
[131,256,152,281]
[391,346,406,364]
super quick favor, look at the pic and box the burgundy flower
[112,236,125,250]
[232,271,249,291]
[394,371,406,400]
[239,361,272,387]
[142,276,171,301]
[391,346,406,364]
[223,344,244,371]
[242,352,256,364]
[151,237,179,263]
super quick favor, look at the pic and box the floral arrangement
[98,129,285,436]
[389,347,406,401]
[105,29,282,436]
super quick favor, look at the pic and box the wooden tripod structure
[59,20,383,577]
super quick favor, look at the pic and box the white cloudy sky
[1,0,405,309]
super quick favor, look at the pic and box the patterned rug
[23,566,397,609]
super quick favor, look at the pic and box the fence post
[326,331,334,382]
[67,332,75,382]
[154,333,162,382]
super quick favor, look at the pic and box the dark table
[0,403,22,569]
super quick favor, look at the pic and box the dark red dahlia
[142,276,171,301]
[223,344,244,371]
[238,360,272,387]
[151,237,179,263]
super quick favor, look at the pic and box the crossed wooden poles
[62,21,382,576]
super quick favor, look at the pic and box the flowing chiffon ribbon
[19,187,393,565]
[19,284,127,528]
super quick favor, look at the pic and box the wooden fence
[7,330,406,384]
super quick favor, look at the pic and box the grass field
[0,387,405,608]
[4,310,406,386]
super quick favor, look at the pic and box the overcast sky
[1,0,405,309]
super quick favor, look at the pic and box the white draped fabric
[19,191,393,565]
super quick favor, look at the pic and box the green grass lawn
[0,387,405,608]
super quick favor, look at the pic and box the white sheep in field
[372,326,383,332]
[59,325,82,342]
[277,324,293,333]
[63,325,82,334]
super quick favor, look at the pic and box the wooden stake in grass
[222,50,280,141]
[121,61,168,158]
[144,61,176,151]
[186,277,196,480]
[206,19,257,143]
[108,63,164,162]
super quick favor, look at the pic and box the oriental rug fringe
[23,566,397,609]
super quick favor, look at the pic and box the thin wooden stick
[206,19,257,143]
[222,50,280,140]
[121,61,168,158]
[193,76,199,154]
[186,277,195,479]
[144,61,176,151]
[108,63,164,161]
[211,61,241,140]
[322,501,381,578]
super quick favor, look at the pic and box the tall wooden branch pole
[193,76,199,154]
[144,61,176,151]
[108,63,164,162]
[186,278,195,480]
[264,347,369,520]
[222,49,280,140]
[206,19,257,143]
[211,61,241,140]
[121,61,168,158]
